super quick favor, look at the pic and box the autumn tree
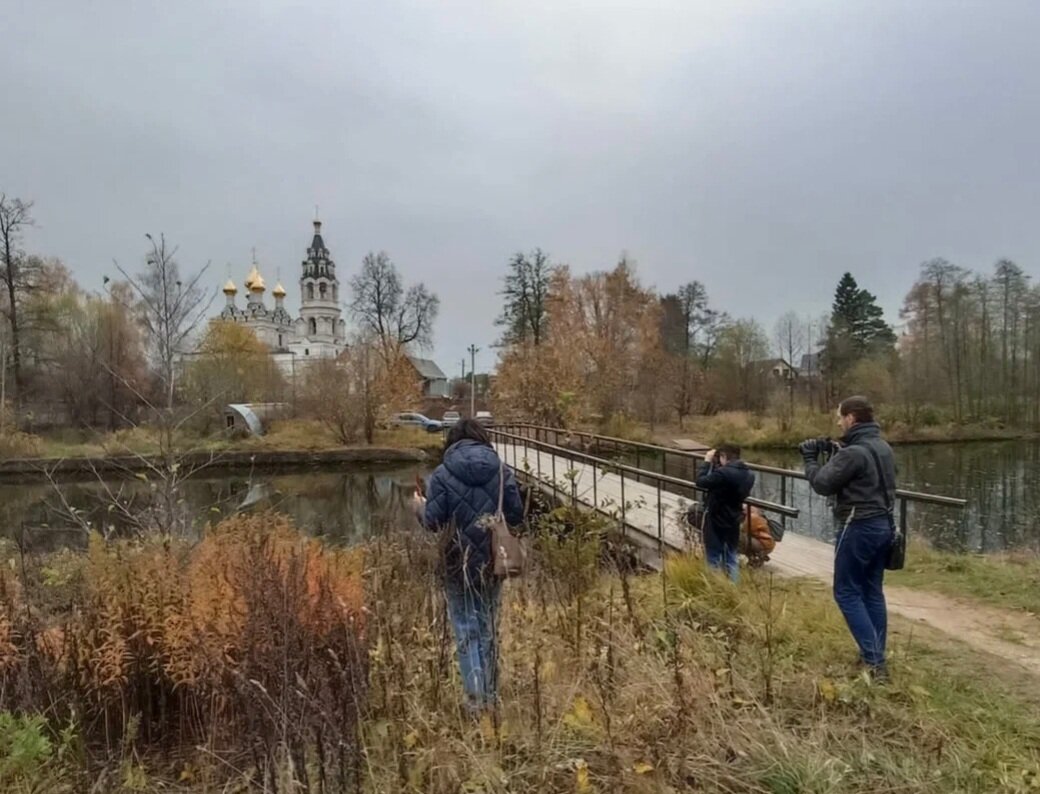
[773,311,807,421]
[115,234,213,411]
[497,249,553,346]
[0,194,41,404]
[660,281,729,424]
[183,321,284,431]
[349,252,439,361]
[712,319,770,411]
[57,283,149,429]
[298,338,421,444]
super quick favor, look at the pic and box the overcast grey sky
[4,0,1040,373]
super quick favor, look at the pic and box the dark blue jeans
[444,579,501,711]
[833,515,893,667]
[704,532,739,583]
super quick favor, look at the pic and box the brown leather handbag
[491,461,525,578]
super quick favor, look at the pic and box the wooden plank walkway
[494,439,836,579]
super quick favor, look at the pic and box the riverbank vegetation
[0,419,440,463]
[1,508,1038,791]
[890,539,1040,615]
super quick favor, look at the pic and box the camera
[799,437,839,459]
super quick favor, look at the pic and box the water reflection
[0,464,427,548]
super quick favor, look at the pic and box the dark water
[0,464,427,549]
[3,439,1037,554]
[627,440,1040,554]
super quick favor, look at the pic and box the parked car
[475,411,494,427]
[390,412,443,433]
[441,410,461,427]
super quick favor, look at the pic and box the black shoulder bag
[863,445,905,571]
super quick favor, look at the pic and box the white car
[390,412,443,433]
[475,411,494,427]
[442,411,461,427]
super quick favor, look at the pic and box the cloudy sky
[4,0,1040,373]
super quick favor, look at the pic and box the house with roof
[407,356,449,398]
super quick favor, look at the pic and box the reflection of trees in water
[0,465,428,546]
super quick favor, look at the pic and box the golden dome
[222,278,238,295]
[245,265,265,291]
[272,282,286,298]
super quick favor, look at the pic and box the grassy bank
[891,539,1040,614]
[2,511,1038,791]
[617,411,1040,450]
[0,419,441,461]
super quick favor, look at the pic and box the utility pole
[0,341,6,434]
[467,344,480,417]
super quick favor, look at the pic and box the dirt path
[885,587,1040,677]
[772,532,1040,679]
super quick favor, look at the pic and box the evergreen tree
[823,272,895,386]
[497,249,552,346]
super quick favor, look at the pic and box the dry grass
[642,410,1037,450]
[0,512,366,790]
[2,509,1039,791]
[357,512,1040,793]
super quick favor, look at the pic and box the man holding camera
[800,396,896,678]
[695,443,755,582]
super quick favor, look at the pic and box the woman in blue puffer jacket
[415,419,524,714]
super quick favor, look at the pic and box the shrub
[0,512,367,788]
[0,431,43,459]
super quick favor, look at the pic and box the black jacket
[695,459,755,547]
[802,422,896,523]
[422,439,524,588]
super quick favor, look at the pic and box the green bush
[0,713,53,784]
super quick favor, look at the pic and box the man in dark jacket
[416,420,524,713]
[694,443,755,582]
[800,395,896,678]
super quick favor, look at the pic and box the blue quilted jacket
[423,439,524,588]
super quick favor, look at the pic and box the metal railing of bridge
[493,423,966,544]
[488,427,799,556]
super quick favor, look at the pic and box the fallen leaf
[818,678,837,702]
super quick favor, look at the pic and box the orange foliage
[0,512,367,776]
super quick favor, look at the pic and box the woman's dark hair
[839,395,874,424]
[445,418,491,449]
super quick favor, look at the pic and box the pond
[0,463,428,550]
[3,438,1038,555]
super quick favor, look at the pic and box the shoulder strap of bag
[497,459,506,516]
[860,444,894,514]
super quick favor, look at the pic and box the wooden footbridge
[489,424,967,578]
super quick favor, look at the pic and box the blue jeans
[833,515,893,667]
[444,580,501,710]
[705,535,739,583]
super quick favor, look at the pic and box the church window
[305,348,310,356]
[278,334,283,347]
[309,317,317,336]
[319,282,327,299]
[307,283,314,300]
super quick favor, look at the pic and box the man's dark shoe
[866,663,889,683]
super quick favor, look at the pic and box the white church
[218,219,348,373]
